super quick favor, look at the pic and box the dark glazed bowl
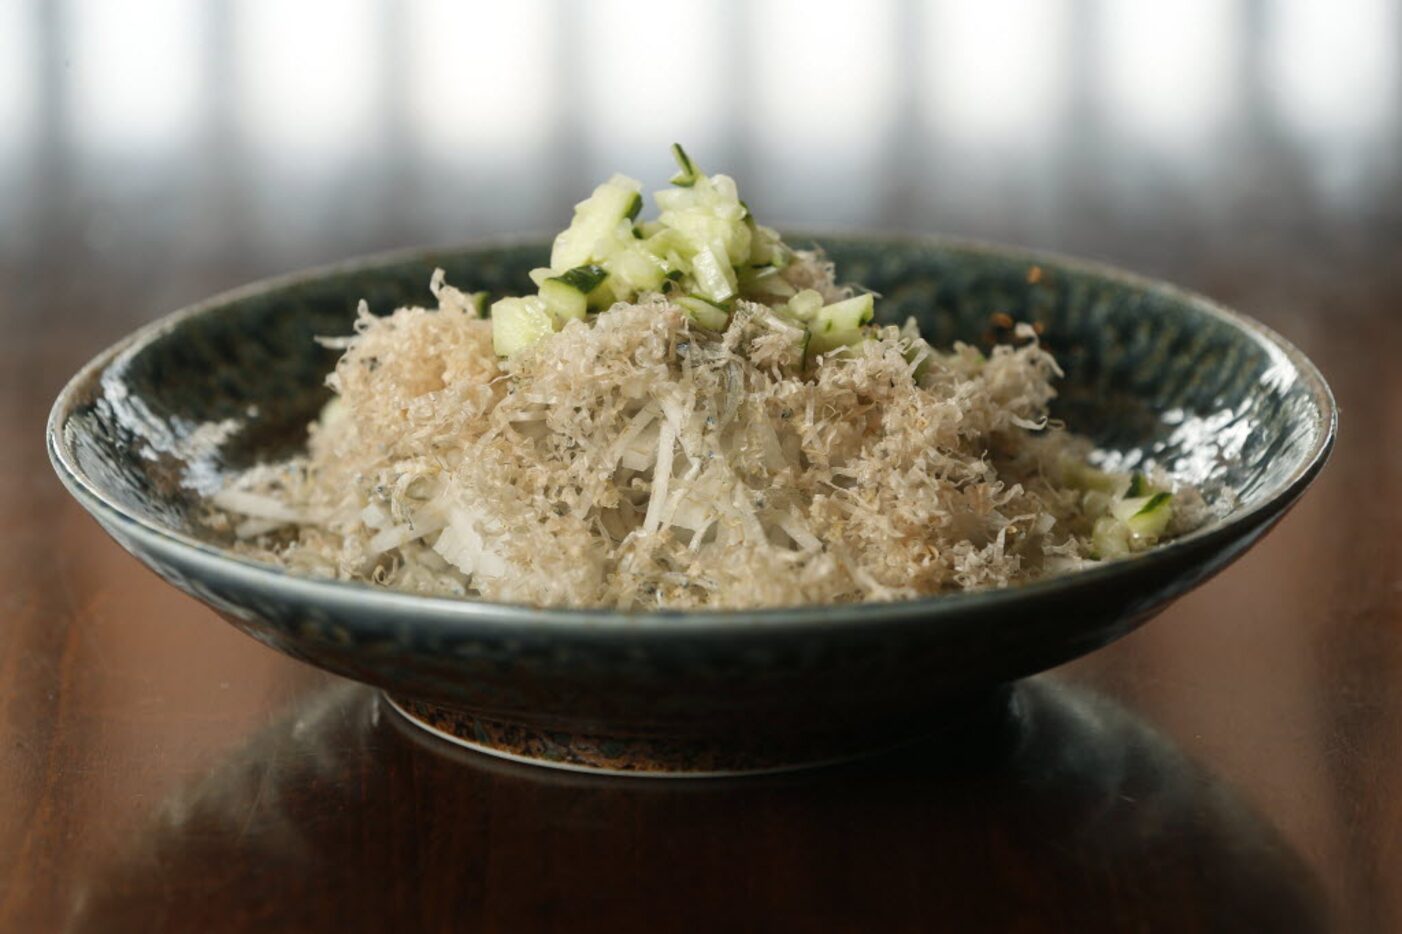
[47,235,1336,775]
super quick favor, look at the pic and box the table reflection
[67,679,1327,933]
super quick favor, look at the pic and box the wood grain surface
[2,2,1401,930]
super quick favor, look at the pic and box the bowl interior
[56,236,1331,565]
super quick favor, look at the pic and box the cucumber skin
[1126,493,1173,539]
[549,264,610,295]
[1097,491,1174,556]
[669,142,699,187]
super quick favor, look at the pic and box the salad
[211,147,1202,609]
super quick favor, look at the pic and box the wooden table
[3,4,1401,930]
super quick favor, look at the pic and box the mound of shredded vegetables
[211,148,1204,609]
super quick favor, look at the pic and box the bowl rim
[47,232,1338,635]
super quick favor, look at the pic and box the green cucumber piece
[1092,515,1130,559]
[550,174,644,270]
[585,278,617,310]
[655,174,752,268]
[604,246,668,294]
[785,289,824,323]
[740,264,796,299]
[1081,489,1115,520]
[539,279,588,324]
[639,228,693,281]
[491,296,555,356]
[746,220,787,267]
[539,264,609,323]
[549,263,609,294]
[1121,491,1173,540]
[676,295,729,331]
[902,337,933,380]
[808,293,874,354]
[669,143,700,187]
[690,245,737,303]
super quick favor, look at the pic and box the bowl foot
[384,686,1016,778]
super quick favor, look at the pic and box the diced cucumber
[491,296,555,357]
[656,174,752,267]
[662,210,750,266]
[1113,492,1173,540]
[550,174,644,270]
[604,245,669,294]
[785,289,824,323]
[550,264,610,294]
[1081,489,1115,520]
[669,143,700,187]
[739,265,797,299]
[539,264,609,324]
[808,294,874,354]
[539,279,587,324]
[639,228,692,280]
[1110,492,1156,523]
[1091,491,1174,559]
[746,220,788,268]
[586,279,617,309]
[1126,472,1150,497]
[902,337,933,380]
[1092,515,1130,559]
[690,245,737,303]
[676,296,729,331]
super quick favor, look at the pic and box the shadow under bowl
[47,234,1336,775]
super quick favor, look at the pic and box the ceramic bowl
[47,235,1336,775]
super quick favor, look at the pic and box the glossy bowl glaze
[47,235,1335,775]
